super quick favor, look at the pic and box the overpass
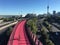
[7,20,43,45]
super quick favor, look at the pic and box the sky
[0,0,60,15]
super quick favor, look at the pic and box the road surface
[8,20,31,45]
[0,21,18,34]
[0,21,13,27]
[51,25,60,32]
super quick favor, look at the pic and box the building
[53,11,56,15]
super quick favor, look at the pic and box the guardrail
[27,27,43,45]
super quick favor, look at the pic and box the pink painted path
[7,20,31,45]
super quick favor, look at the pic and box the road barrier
[27,27,43,45]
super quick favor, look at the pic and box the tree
[41,27,49,39]
[25,13,37,18]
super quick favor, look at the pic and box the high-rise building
[53,11,56,15]
[47,5,49,15]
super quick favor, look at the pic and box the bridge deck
[8,20,31,45]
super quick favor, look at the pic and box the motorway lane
[39,18,60,32]
[52,23,60,30]
[52,23,60,27]
[0,21,13,27]
[8,20,31,45]
[0,21,18,35]
[51,25,60,32]
[0,21,18,31]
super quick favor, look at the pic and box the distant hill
[0,15,20,18]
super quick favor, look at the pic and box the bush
[41,25,54,45]
[41,27,49,39]
[6,27,12,36]
[27,18,37,34]
[46,39,54,45]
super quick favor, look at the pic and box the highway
[38,18,60,45]
[52,23,60,27]
[51,25,60,32]
[38,18,60,32]
[0,21,18,34]
[43,22,60,32]
[44,22,60,32]
[52,23,60,30]
[0,21,12,27]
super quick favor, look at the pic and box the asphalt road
[0,21,18,34]
[51,25,60,32]
[0,21,13,27]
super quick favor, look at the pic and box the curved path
[8,20,31,45]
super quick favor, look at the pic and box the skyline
[0,0,60,15]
